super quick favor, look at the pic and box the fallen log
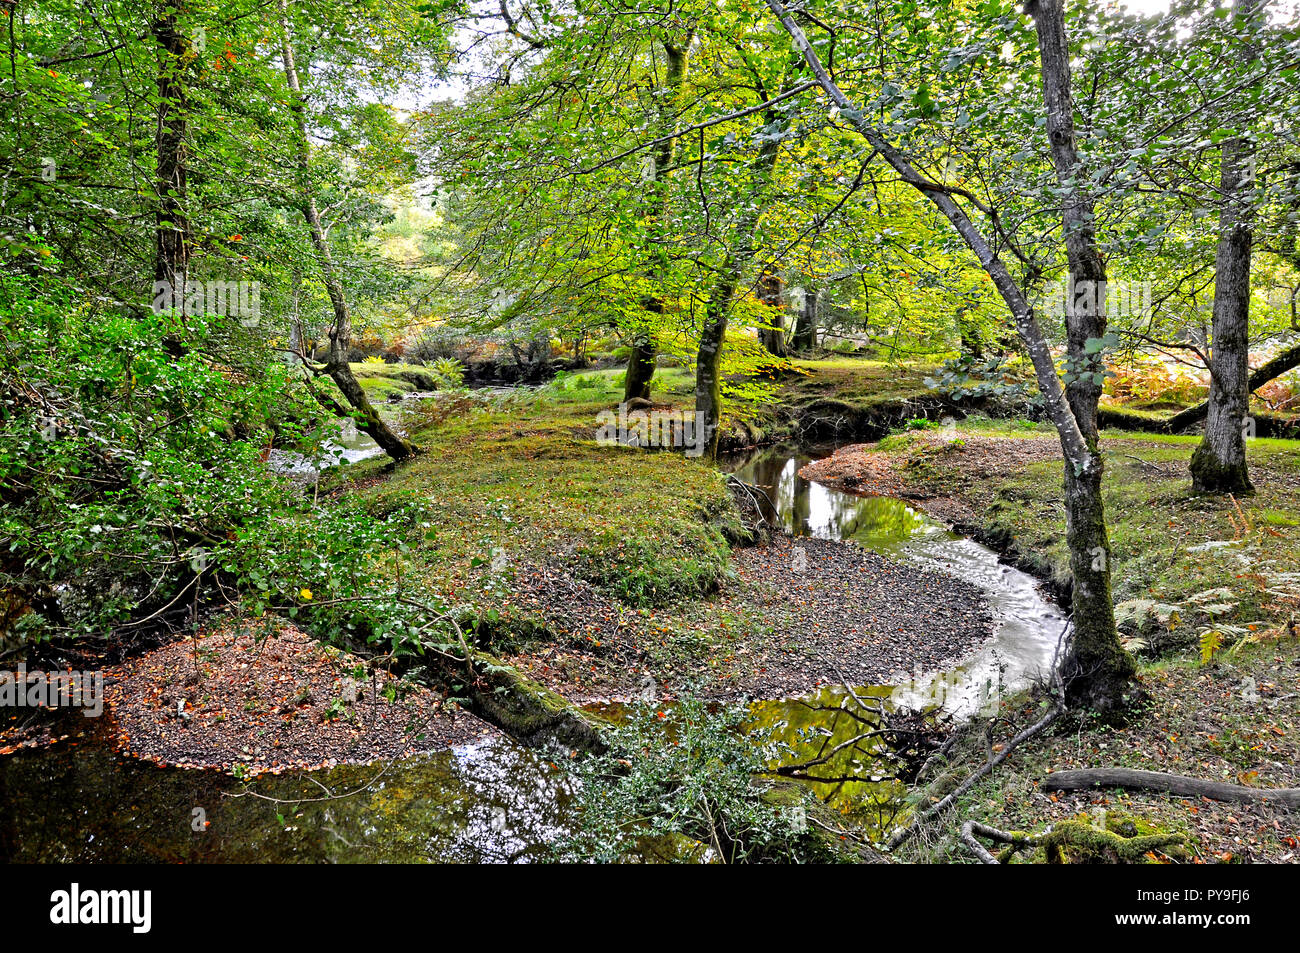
[1042,767,1300,808]
[1165,342,1300,434]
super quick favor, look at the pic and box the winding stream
[725,445,1066,719]
[0,441,1064,862]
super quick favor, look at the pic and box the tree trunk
[757,269,788,357]
[1189,0,1263,494]
[766,0,1135,711]
[151,6,190,303]
[624,339,657,403]
[1030,0,1134,710]
[694,53,799,458]
[277,0,416,463]
[791,285,817,351]
[624,40,689,404]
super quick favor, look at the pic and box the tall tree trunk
[757,268,788,357]
[277,0,415,462]
[287,265,303,364]
[1029,0,1134,710]
[766,0,1135,711]
[694,53,799,458]
[152,5,190,304]
[625,40,690,404]
[1190,0,1264,495]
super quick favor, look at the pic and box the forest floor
[803,420,1300,863]
[0,615,491,773]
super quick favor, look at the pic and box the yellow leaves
[299,588,313,601]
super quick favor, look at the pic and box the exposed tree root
[961,818,1185,864]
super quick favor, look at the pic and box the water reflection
[725,448,928,547]
[0,731,576,864]
[267,418,386,476]
[747,685,908,839]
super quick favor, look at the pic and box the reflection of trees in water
[834,496,928,546]
[748,686,908,841]
[3,735,576,863]
[731,449,929,546]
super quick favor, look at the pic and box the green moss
[1039,819,1186,864]
[340,397,742,618]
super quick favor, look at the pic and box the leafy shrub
[557,697,818,863]
[430,356,466,389]
[0,271,457,664]
[925,354,1038,406]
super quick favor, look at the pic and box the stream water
[0,442,1064,862]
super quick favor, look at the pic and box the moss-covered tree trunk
[1189,0,1263,495]
[277,0,416,463]
[1031,0,1135,710]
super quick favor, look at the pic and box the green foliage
[1,272,304,649]
[430,356,465,389]
[559,697,816,863]
[0,271,454,663]
[925,354,1039,405]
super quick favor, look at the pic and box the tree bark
[277,0,416,462]
[791,284,817,351]
[151,6,190,302]
[1029,0,1134,711]
[624,40,690,404]
[765,0,1134,711]
[757,268,788,357]
[1044,767,1300,808]
[1189,0,1264,494]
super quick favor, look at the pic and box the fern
[1198,629,1224,665]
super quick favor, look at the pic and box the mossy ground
[325,381,762,695]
